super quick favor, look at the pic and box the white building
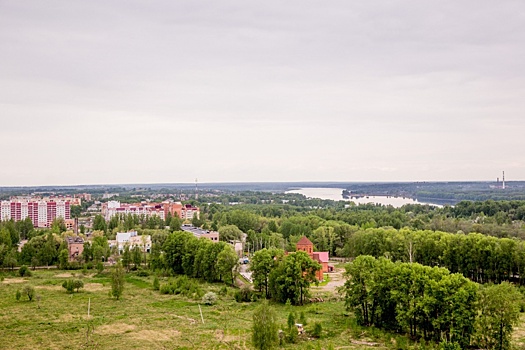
[114,231,152,254]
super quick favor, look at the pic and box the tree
[121,244,131,271]
[58,249,69,269]
[251,248,283,298]
[169,216,182,232]
[131,245,142,268]
[93,215,107,232]
[475,282,521,350]
[218,225,243,242]
[252,300,279,350]
[111,262,125,300]
[23,285,35,301]
[217,245,239,285]
[269,251,321,305]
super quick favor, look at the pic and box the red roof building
[296,236,333,281]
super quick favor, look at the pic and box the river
[285,187,441,208]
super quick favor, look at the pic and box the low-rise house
[67,236,84,261]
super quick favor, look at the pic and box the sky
[1,0,524,186]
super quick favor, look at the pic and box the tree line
[345,227,525,285]
[344,256,522,350]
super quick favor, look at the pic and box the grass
[3,269,525,349]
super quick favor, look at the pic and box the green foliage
[251,248,283,298]
[287,312,296,330]
[58,249,69,270]
[268,251,321,305]
[15,289,21,301]
[73,279,84,292]
[234,286,258,303]
[62,280,74,293]
[159,275,203,299]
[218,224,243,242]
[202,292,217,305]
[438,341,461,350]
[18,265,31,277]
[62,279,84,293]
[216,245,238,285]
[311,322,322,338]
[111,262,125,300]
[299,311,307,326]
[96,261,104,274]
[252,300,279,350]
[153,276,160,291]
[343,256,478,347]
[22,285,35,301]
[475,282,522,350]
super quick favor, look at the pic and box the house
[114,231,152,254]
[67,236,84,261]
[296,236,333,281]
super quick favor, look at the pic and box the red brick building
[296,236,333,281]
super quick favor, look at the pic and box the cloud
[0,0,524,185]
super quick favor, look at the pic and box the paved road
[239,263,252,282]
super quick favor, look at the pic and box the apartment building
[0,199,71,228]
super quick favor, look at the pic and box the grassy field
[1,269,525,350]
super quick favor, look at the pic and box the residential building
[113,231,152,254]
[0,198,71,228]
[181,225,219,242]
[102,201,200,222]
[67,236,84,261]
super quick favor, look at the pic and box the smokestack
[503,171,506,190]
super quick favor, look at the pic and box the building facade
[0,199,71,228]
[102,201,200,221]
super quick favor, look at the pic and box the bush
[219,286,228,296]
[23,285,35,301]
[73,279,84,292]
[62,279,84,293]
[234,286,258,302]
[96,262,104,274]
[153,276,160,291]
[136,269,149,277]
[312,322,322,338]
[19,265,31,277]
[159,276,203,299]
[202,292,217,305]
[62,280,75,293]
[16,290,21,301]
[299,311,307,326]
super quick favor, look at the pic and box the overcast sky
[1,1,524,186]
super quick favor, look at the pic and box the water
[285,187,441,208]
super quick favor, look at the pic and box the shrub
[312,322,322,338]
[96,262,104,274]
[202,292,217,305]
[16,290,21,301]
[159,276,203,299]
[19,265,31,277]
[62,279,84,293]
[234,286,258,302]
[299,311,307,326]
[286,326,297,344]
[153,276,160,291]
[62,280,75,293]
[73,279,84,292]
[23,285,35,301]
[136,269,149,277]
[219,286,228,296]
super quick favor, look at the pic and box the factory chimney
[502,171,506,190]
